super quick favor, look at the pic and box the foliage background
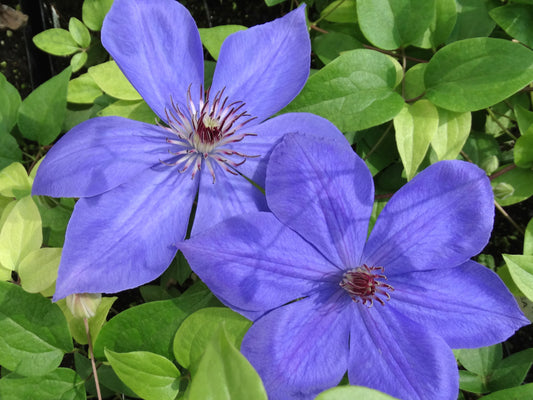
[1,0,533,399]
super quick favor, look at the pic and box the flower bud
[66,293,102,319]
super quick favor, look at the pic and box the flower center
[161,86,258,182]
[340,265,394,307]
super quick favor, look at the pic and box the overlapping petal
[178,212,339,320]
[266,133,374,269]
[32,117,171,198]
[236,113,348,186]
[101,0,204,120]
[53,166,198,300]
[241,292,351,400]
[348,305,458,400]
[389,260,529,349]
[191,166,267,236]
[211,6,310,124]
[363,160,494,276]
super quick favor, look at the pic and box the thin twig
[401,47,406,100]
[489,163,516,181]
[362,44,428,64]
[202,0,212,28]
[494,200,525,236]
[363,123,393,161]
[487,107,518,140]
[310,0,345,26]
[84,318,102,400]
[460,150,474,163]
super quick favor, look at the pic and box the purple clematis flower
[32,0,315,300]
[179,132,529,400]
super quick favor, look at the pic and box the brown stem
[375,192,393,200]
[363,123,393,161]
[494,201,525,236]
[362,44,428,64]
[84,318,102,400]
[310,24,328,34]
[489,164,516,181]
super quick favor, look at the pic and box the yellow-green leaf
[0,196,42,271]
[394,99,439,180]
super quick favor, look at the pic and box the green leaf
[82,0,114,31]
[515,132,533,168]
[491,166,533,206]
[69,17,91,48]
[17,67,72,145]
[455,344,502,377]
[488,348,533,391]
[0,281,73,376]
[58,296,116,346]
[425,38,533,112]
[357,0,435,50]
[515,104,533,135]
[459,369,487,393]
[98,99,157,124]
[394,100,439,180]
[88,61,141,101]
[0,162,31,198]
[0,198,16,230]
[0,265,10,281]
[462,132,501,165]
[430,108,471,160]
[490,4,533,48]
[18,247,61,293]
[67,73,102,104]
[198,25,247,61]
[411,0,457,49]
[496,264,523,297]
[525,218,533,256]
[188,327,267,400]
[0,73,22,131]
[316,385,399,400]
[284,49,404,131]
[105,349,180,400]
[37,197,74,248]
[480,383,533,400]
[0,368,86,400]
[320,0,357,23]
[447,0,496,42]
[313,32,363,65]
[403,63,426,100]
[173,307,251,371]
[355,125,399,177]
[0,130,22,170]
[94,282,215,359]
[70,51,88,73]
[504,254,533,302]
[32,28,79,56]
[0,196,42,271]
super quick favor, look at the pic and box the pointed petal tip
[212,2,310,123]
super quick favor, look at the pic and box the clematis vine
[31,0,324,300]
[179,133,529,400]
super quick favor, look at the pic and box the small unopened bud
[493,182,515,201]
[66,293,102,319]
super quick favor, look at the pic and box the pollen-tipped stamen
[161,85,259,183]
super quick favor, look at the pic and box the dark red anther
[340,264,394,307]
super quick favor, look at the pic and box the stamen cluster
[340,264,394,307]
[161,86,258,182]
